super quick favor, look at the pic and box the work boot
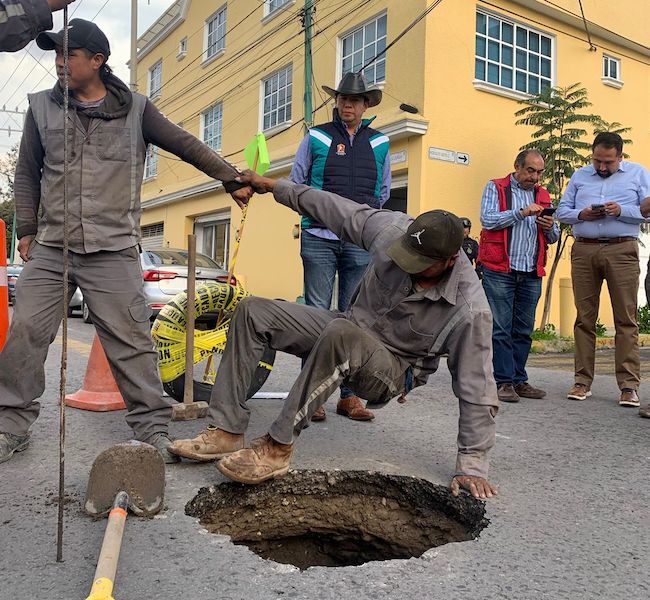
[514,382,546,399]
[0,432,30,464]
[311,406,326,422]
[143,432,180,464]
[167,426,244,461]
[497,383,520,403]
[336,396,375,421]
[217,434,293,484]
[639,404,650,418]
[567,383,592,401]
[619,389,640,408]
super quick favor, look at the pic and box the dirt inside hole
[186,470,488,569]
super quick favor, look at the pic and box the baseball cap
[36,18,110,59]
[386,210,464,274]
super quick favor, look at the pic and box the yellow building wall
[138,0,650,326]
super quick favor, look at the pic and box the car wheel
[82,302,92,324]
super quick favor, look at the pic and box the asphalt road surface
[0,315,647,599]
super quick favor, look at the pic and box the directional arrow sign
[456,152,470,166]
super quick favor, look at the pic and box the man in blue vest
[290,72,391,422]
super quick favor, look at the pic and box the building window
[340,13,387,85]
[262,65,292,131]
[142,222,164,239]
[197,218,230,269]
[475,10,553,95]
[201,102,223,150]
[603,55,621,81]
[144,145,158,179]
[205,6,227,61]
[148,60,162,99]
[178,37,187,59]
[266,0,291,15]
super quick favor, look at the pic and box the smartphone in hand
[591,203,605,211]
[540,207,556,217]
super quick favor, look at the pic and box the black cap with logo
[386,210,465,274]
[36,18,110,59]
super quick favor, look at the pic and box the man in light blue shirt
[557,132,649,411]
[478,149,559,403]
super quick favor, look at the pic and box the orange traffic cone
[0,218,9,352]
[65,335,126,411]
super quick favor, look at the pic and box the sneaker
[619,389,640,408]
[514,382,546,399]
[311,406,326,422]
[0,432,30,464]
[567,383,592,401]
[497,383,520,403]
[336,396,375,421]
[167,426,244,462]
[639,404,650,418]
[143,432,181,464]
[217,434,293,484]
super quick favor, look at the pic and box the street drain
[186,470,488,569]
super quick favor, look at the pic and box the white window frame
[263,0,294,22]
[195,212,231,270]
[337,11,388,87]
[204,5,227,64]
[177,37,187,60]
[144,145,158,180]
[602,54,623,89]
[201,102,223,151]
[260,64,293,133]
[473,9,555,100]
[148,60,162,100]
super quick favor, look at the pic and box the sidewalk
[532,332,650,353]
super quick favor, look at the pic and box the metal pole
[130,0,138,91]
[303,0,314,133]
[9,212,16,264]
[183,234,196,404]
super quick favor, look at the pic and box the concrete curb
[531,332,650,354]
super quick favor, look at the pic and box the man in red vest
[478,149,559,403]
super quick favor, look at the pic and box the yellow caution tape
[151,282,249,383]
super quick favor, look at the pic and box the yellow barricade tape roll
[151,282,250,383]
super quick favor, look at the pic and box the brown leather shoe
[514,382,546,399]
[639,403,650,418]
[168,426,244,461]
[497,383,520,403]
[311,406,326,421]
[619,389,640,408]
[217,434,293,484]
[567,383,591,401]
[336,396,375,421]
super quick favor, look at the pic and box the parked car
[7,264,24,305]
[140,248,236,320]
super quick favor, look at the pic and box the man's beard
[597,170,613,178]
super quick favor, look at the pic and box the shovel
[84,440,166,517]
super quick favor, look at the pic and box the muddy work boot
[497,383,520,403]
[336,396,375,421]
[168,426,244,462]
[143,432,181,464]
[0,432,31,464]
[217,434,293,484]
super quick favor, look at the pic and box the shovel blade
[85,441,165,517]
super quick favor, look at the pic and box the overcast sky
[0,0,173,154]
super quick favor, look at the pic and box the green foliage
[638,305,650,334]
[593,118,633,158]
[531,323,558,340]
[595,319,607,338]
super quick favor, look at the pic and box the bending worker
[170,171,499,500]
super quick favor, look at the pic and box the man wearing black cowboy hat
[290,71,391,423]
[0,18,252,465]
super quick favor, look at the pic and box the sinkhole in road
[186,470,488,570]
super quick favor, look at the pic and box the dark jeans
[482,267,542,386]
[300,230,370,399]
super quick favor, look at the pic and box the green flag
[243,132,270,175]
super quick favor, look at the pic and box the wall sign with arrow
[428,146,471,166]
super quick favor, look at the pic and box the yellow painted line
[54,336,92,356]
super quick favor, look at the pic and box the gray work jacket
[0,0,51,52]
[274,179,499,478]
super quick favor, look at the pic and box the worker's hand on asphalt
[230,185,254,209]
[450,475,498,500]
[48,0,76,11]
[237,169,277,194]
[18,235,35,262]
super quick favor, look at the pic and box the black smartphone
[591,203,605,211]
[540,207,556,217]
